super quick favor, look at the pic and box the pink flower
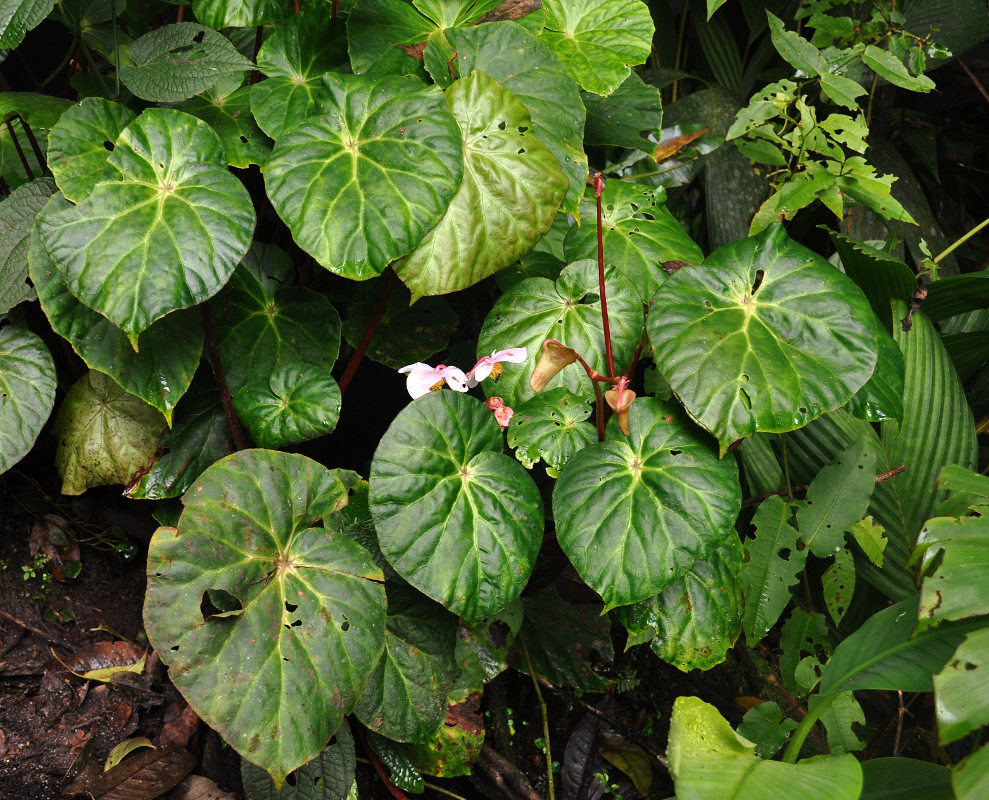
[468,347,528,386]
[398,363,470,399]
[484,397,515,430]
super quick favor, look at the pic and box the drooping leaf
[736,702,797,759]
[506,387,596,472]
[395,70,567,300]
[829,233,915,333]
[401,699,485,777]
[539,0,654,97]
[553,398,741,610]
[767,12,824,76]
[369,390,544,622]
[365,731,425,793]
[913,514,989,632]
[0,91,71,128]
[810,690,866,754]
[846,326,904,422]
[29,202,202,424]
[582,70,663,151]
[934,627,989,746]
[179,83,272,169]
[45,97,137,203]
[0,324,56,474]
[241,722,356,800]
[860,758,952,800]
[263,73,462,281]
[476,259,642,407]
[862,45,935,92]
[0,177,55,315]
[779,607,831,695]
[564,179,704,302]
[38,107,255,345]
[954,743,989,800]
[192,0,292,29]
[119,23,254,102]
[0,0,57,48]
[648,224,879,455]
[822,546,856,625]
[355,585,459,744]
[741,495,807,641]
[144,450,386,785]
[54,371,167,495]
[440,21,587,214]
[851,516,887,567]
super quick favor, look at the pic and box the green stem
[782,694,834,763]
[521,637,555,800]
[422,783,468,800]
[934,216,989,264]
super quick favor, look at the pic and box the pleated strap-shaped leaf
[553,399,741,610]
[0,324,56,474]
[882,302,977,540]
[395,70,567,300]
[649,225,879,455]
[369,391,544,623]
[38,108,255,346]
[263,73,463,280]
[144,450,386,786]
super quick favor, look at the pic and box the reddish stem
[338,271,398,394]
[177,4,184,22]
[353,722,408,800]
[202,305,249,452]
[593,172,616,380]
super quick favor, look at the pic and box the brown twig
[957,57,989,106]
[201,305,249,452]
[338,271,398,394]
[0,609,76,652]
[741,465,906,506]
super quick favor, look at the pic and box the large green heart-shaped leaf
[553,399,741,609]
[211,242,341,393]
[648,225,879,455]
[251,12,349,141]
[30,201,201,424]
[179,82,272,169]
[539,0,654,97]
[38,108,255,346]
[369,391,544,623]
[54,371,167,495]
[0,177,55,315]
[618,535,743,672]
[46,98,136,203]
[193,0,291,28]
[395,70,567,300]
[563,180,704,301]
[119,23,254,102]
[264,73,462,281]
[440,22,587,214]
[507,387,596,472]
[582,70,663,151]
[477,259,642,407]
[355,585,459,744]
[0,324,56,474]
[144,449,386,785]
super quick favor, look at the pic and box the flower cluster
[398,348,527,399]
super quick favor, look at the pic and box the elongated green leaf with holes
[395,70,567,300]
[264,73,462,281]
[0,324,56,474]
[369,391,544,623]
[648,225,879,455]
[0,177,55,315]
[38,108,255,346]
[145,449,386,786]
[553,399,741,610]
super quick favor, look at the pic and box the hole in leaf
[170,645,179,652]
[240,135,248,143]
[669,449,682,456]
[965,662,978,671]
[799,407,808,413]
[103,140,114,151]
[498,120,507,130]
[751,268,765,293]
[779,547,791,560]
[192,30,205,44]
[285,601,298,613]
[341,619,350,632]
[518,125,528,133]
[738,387,752,409]
[285,773,297,787]
[517,148,525,154]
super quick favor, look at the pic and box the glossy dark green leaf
[241,723,355,800]
[0,117,47,190]
[553,399,741,609]
[0,177,54,315]
[264,73,462,281]
[145,450,386,785]
[847,326,904,422]
[29,201,202,424]
[539,0,654,97]
[736,702,797,759]
[211,242,341,394]
[0,324,56,474]
[582,70,662,151]
[519,586,614,692]
[346,0,441,75]
[369,391,544,623]
[193,0,292,28]
[250,12,348,141]
[620,535,743,671]
[38,108,255,346]
[506,387,596,472]
[564,180,704,301]
[46,98,136,203]
[0,0,57,48]
[648,225,879,455]
[923,275,989,323]
[232,363,341,449]
[0,91,71,127]
[54,371,167,495]
[441,21,587,214]
[476,259,642,406]
[395,70,567,300]
[860,758,952,800]
[829,233,914,333]
[179,82,272,169]
[366,731,424,793]
[355,585,459,743]
[120,23,254,102]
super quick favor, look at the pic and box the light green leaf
[241,723,356,800]
[0,324,56,474]
[934,627,989,746]
[263,73,462,281]
[395,70,566,300]
[648,225,879,454]
[506,387,596,471]
[145,450,386,786]
[476,259,642,407]
[819,73,867,110]
[767,12,825,76]
[0,0,57,49]
[38,107,255,345]
[553,399,741,610]
[564,179,704,302]
[913,515,989,632]
[120,23,254,102]
[192,0,292,28]
[179,84,272,169]
[54,371,167,495]
[851,516,886,567]
[45,98,137,203]
[954,742,989,800]
[809,690,865,754]
[369,391,544,623]
[0,177,55,315]
[539,0,654,97]
[862,44,935,92]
